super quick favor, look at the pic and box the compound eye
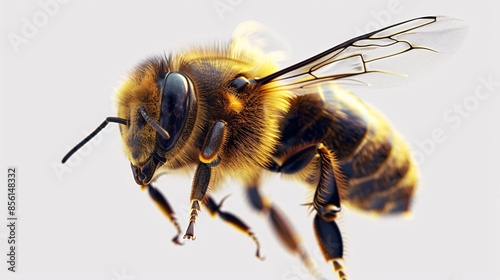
[230,76,250,92]
[158,72,194,151]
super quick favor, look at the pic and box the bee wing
[231,20,292,65]
[254,16,468,91]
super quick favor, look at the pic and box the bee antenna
[61,117,128,164]
[138,106,171,140]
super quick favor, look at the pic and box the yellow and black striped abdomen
[275,85,418,215]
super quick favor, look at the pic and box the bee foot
[256,248,266,261]
[183,221,196,240]
[172,234,185,245]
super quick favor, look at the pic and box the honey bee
[62,16,466,279]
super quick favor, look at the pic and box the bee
[62,16,466,279]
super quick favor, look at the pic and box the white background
[1,0,499,280]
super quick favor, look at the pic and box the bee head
[62,57,197,186]
[117,58,197,185]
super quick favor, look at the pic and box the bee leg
[183,162,211,240]
[184,120,228,240]
[312,144,348,280]
[269,144,319,173]
[247,185,325,280]
[269,143,349,279]
[144,184,184,245]
[204,195,265,260]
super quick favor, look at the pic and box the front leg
[183,162,211,240]
[144,184,184,245]
[183,121,228,240]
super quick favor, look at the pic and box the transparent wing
[254,16,468,91]
[231,20,292,65]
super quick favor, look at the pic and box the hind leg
[267,143,349,279]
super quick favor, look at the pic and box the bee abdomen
[276,87,418,214]
[340,128,417,214]
[322,87,417,214]
[338,121,392,179]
